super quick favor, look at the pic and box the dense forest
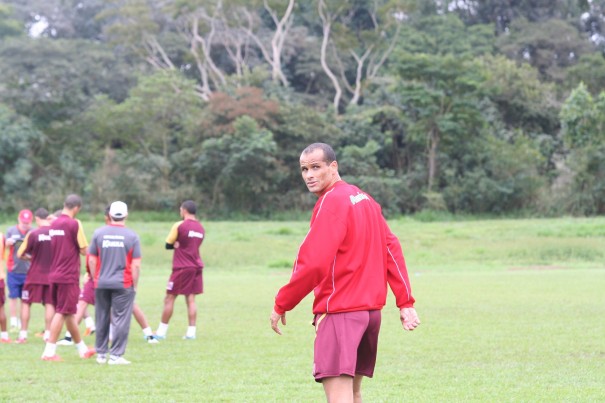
[2,0,605,217]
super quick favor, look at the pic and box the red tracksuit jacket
[274,180,415,315]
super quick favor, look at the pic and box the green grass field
[1,216,604,402]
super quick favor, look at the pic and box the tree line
[1,0,605,217]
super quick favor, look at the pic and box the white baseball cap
[109,201,128,219]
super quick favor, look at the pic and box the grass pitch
[0,217,604,402]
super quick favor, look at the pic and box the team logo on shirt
[38,234,51,242]
[49,229,65,237]
[188,230,204,239]
[349,192,370,205]
[102,234,125,248]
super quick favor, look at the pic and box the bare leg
[44,304,55,331]
[64,314,82,344]
[353,375,364,403]
[9,298,18,324]
[0,305,6,332]
[74,301,88,326]
[160,294,177,324]
[20,302,31,332]
[48,313,66,343]
[185,294,197,326]
[323,375,354,403]
[132,304,149,328]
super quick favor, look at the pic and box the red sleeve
[385,223,415,308]
[273,204,347,315]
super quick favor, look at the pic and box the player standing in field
[16,208,56,343]
[0,231,9,343]
[155,200,205,340]
[41,194,95,361]
[4,209,33,331]
[88,201,141,365]
[270,143,420,402]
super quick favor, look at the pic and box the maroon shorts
[79,278,95,305]
[22,284,51,305]
[313,310,382,382]
[0,280,5,307]
[166,267,203,295]
[49,283,80,315]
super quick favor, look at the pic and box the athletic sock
[156,322,169,337]
[64,331,72,339]
[142,327,153,337]
[42,342,57,357]
[43,330,50,340]
[84,316,95,329]
[186,326,196,338]
[1,331,8,339]
[10,317,18,327]
[76,341,88,356]
[19,330,27,339]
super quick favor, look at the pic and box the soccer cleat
[182,335,196,340]
[81,348,96,359]
[83,327,96,337]
[96,354,107,364]
[108,356,131,365]
[153,334,166,340]
[57,337,74,346]
[146,335,159,344]
[34,330,45,338]
[41,355,63,362]
[0,338,12,344]
[14,338,27,344]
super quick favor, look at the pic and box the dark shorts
[79,278,95,305]
[313,310,382,382]
[49,283,80,315]
[0,280,5,307]
[166,267,203,295]
[7,272,27,299]
[22,283,51,305]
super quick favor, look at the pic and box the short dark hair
[34,208,49,219]
[64,194,82,209]
[104,205,111,217]
[302,143,336,164]
[181,200,197,215]
[53,209,62,217]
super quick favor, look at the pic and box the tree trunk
[427,127,440,192]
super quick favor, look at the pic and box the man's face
[300,149,338,195]
[18,219,32,231]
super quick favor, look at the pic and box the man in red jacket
[270,143,420,402]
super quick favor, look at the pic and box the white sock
[42,342,57,357]
[65,330,72,339]
[43,330,50,340]
[156,322,169,337]
[1,331,8,339]
[10,317,18,327]
[186,326,196,338]
[76,341,88,356]
[19,330,27,339]
[142,327,153,337]
[85,316,95,328]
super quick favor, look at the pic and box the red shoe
[81,348,96,359]
[14,338,27,344]
[41,355,63,362]
[0,338,12,344]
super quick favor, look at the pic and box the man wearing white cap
[88,201,141,365]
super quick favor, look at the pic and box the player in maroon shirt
[16,208,56,343]
[0,232,9,343]
[41,194,95,361]
[155,200,205,340]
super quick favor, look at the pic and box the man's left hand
[400,307,420,331]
